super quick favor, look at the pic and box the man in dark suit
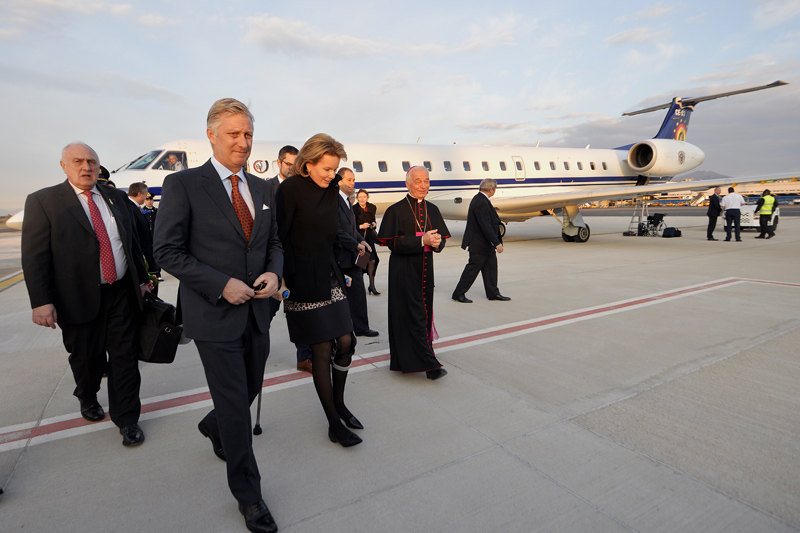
[127,182,159,294]
[154,98,282,533]
[265,144,313,373]
[706,187,722,241]
[337,168,378,337]
[452,178,510,303]
[22,142,149,447]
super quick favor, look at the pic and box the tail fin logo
[675,122,687,141]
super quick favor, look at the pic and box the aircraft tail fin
[622,80,788,142]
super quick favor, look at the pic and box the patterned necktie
[83,190,117,284]
[230,175,253,241]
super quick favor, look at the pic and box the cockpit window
[154,152,188,171]
[127,151,163,170]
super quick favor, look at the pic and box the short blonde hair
[207,98,254,135]
[293,133,347,177]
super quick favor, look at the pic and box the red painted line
[2,277,794,448]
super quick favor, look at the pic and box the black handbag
[138,292,183,364]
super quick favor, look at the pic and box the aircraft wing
[491,172,800,218]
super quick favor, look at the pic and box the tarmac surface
[1,213,799,532]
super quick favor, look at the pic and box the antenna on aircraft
[417,137,421,144]
[623,80,788,116]
[585,144,591,149]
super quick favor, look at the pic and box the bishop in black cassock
[377,166,450,380]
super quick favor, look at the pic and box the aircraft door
[513,156,525,181]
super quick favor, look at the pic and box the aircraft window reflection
[516,161,523,171]
[549,162,555,170]
[564,162,570,170]
[154,152,188,171]
[423,161,432,172]
[602,162,608,170]
[128,150,163,170]
[353,161,363,172]
[444,161,452,171]
[499,161,507,171]
[534,161,541,171]
[482,161,489,171]
[463,162,471,171]
[402,161,410,172]
[378,161,388,172]
[590,162,596,170]
[577,162,583,170]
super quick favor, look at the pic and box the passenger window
[402,161,410,172]
[590,162,596,170]
[353,161,363,172]
[378,161,388,172]
[444,161,452,171]
[499,161,507,171]
[577,162,583,170]
[602,162,608,170]
[564,162,570,170]
[534,161,540,171]
[516,161,522,171]
[482,161,489,171]
[424,161,432,172]
[463,161,471,171]
[549,162,555,170]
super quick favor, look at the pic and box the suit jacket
[21,180,148,324]
[461,192,502,255]
[336,193,366,269]
[707,194,721,217]
[153,160,283,342]
[130,199,158,272]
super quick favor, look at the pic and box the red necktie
[83,191,117,284]
[230,175,253,241]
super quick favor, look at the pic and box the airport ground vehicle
[729,204,780,231]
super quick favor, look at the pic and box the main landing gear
[554,205,590,243]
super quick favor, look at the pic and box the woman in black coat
[275,133,364,447]
[353,189,380,294]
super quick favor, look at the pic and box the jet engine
[627,139,705,177]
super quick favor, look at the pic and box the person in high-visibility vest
[754,189,777,239]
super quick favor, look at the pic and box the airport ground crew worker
[754,189,776,239]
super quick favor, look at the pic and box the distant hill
[673,170,732,182]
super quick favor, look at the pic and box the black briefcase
[138,292,183,364]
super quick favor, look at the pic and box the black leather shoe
[767,234,774,239]
[239,500,278,533]
[355,329,379,337]
[426,368,448,380]
[368,286,381,295]
[452,294,472,303]
[489,294,511,301]
[707,237,718,241]
[120,424,145,447]
[328,426,362,447]
[755,235,765,239]
[198,419,226,461]
[79,397,105,422]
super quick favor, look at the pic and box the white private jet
[8,80,797,241]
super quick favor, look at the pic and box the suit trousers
[194,305,269,506]
[453,252,499,299]
[707,215,718,239]
[343,265,370,333]
[60,274,141,428]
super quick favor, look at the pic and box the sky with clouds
[1,0,799,212]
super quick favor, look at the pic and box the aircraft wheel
[499,222,506,238]
[573,224,591,243]
[562,232,574,242]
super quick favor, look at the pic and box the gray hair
[479,178,497,192]
[61,142,98,163]
[405,165,429,184]
[207,98,254,135]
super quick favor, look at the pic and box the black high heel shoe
[368,286,380,295]
[328,426,363,447]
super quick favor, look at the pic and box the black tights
[310,333,355,436]
[367,259,377,290]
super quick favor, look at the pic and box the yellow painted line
[0,272,24,292]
